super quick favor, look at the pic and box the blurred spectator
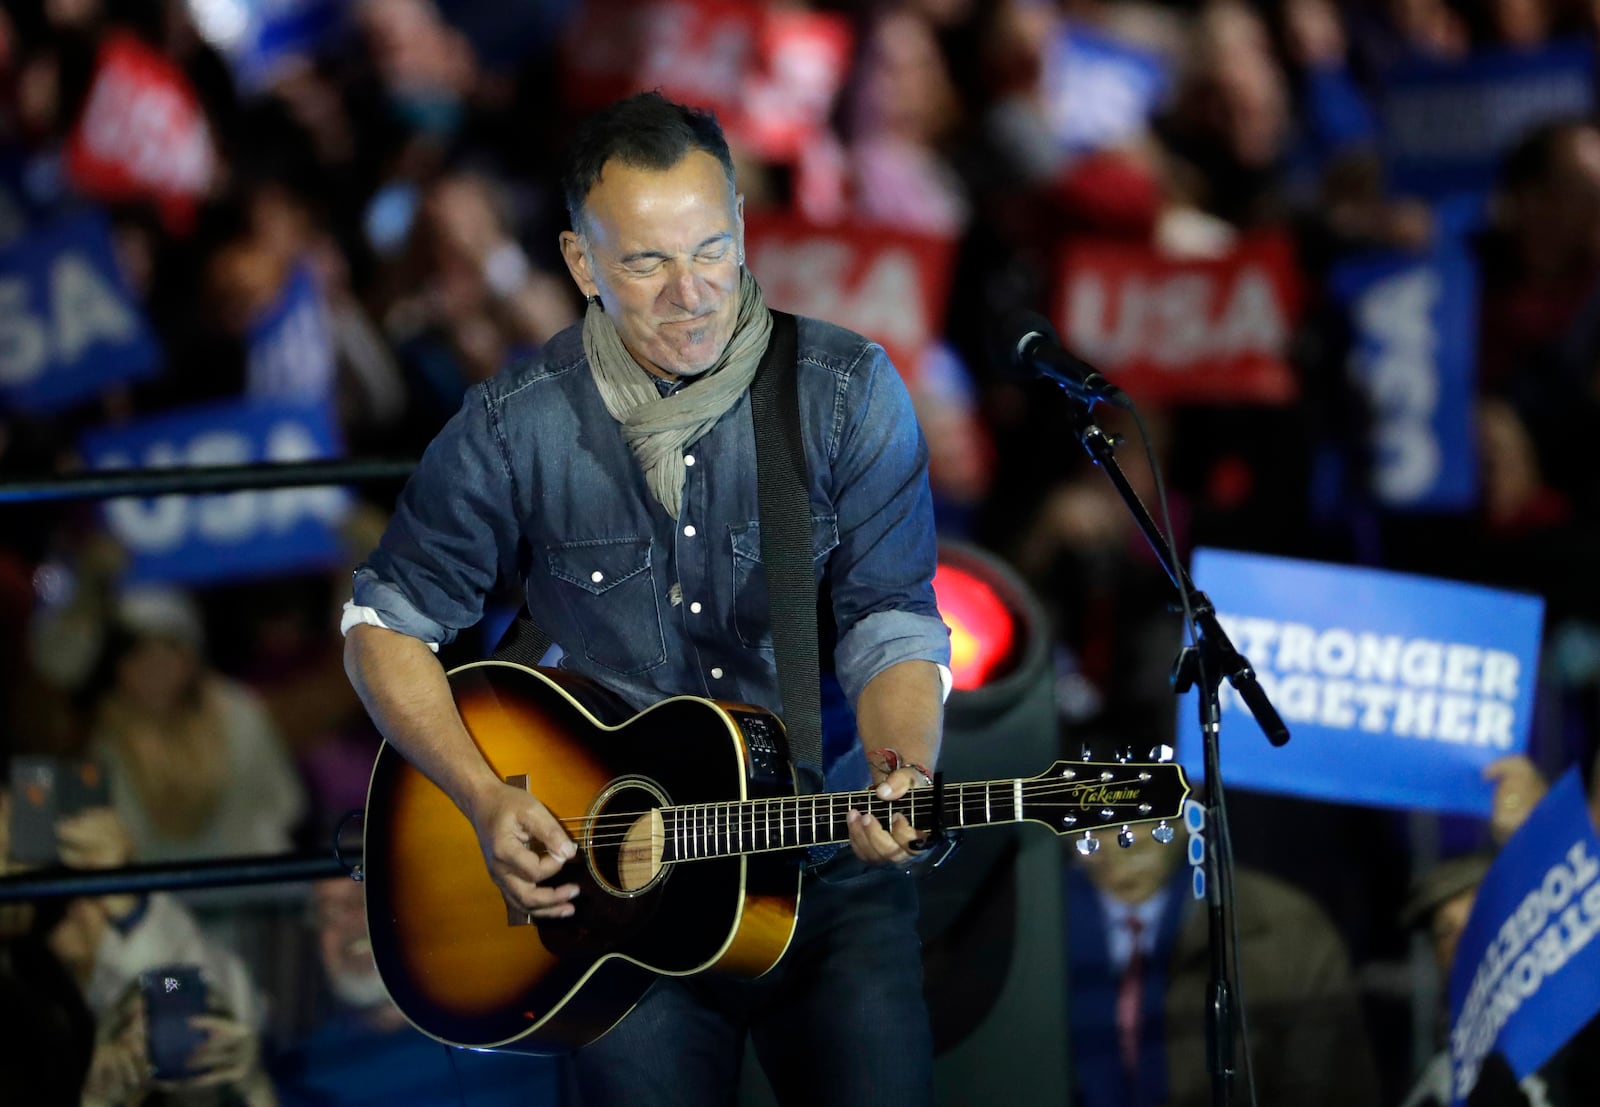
[1156,1,1294,231]
[0,785,97,1105]
[1011,406,1186,741]
[1478,119,1600,395]
[1066,827,1381,1107]
[269,877,569,1107]
[1398,845,1600,1106]
[0,761,272,1105]
[840,8,969,236]
[379,170,578,428]
[50,808,276,1107]
[86,585,306,865]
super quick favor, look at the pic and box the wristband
[866,748,934,787]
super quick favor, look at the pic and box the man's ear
[559,230,597,299]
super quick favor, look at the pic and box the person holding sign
[1399,768,1600,1107]
[342,92,951,1106]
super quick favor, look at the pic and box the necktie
[1116,914,1145,1080]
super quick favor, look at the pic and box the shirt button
[683,525,697,537]
[590,570,604,583]
[684,454,696,467]
[710,667,724,679]
[689,601,702,614]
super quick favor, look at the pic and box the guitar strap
[746,310,825,794]
[492,311,825,791]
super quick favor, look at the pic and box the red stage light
[933,561,1019,691]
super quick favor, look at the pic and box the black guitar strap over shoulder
[493,311,824,790]
[747,310,824,794]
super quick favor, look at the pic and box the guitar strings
[531,777,1177,851]
[541,776,1170,835]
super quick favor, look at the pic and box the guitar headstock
[1021,760,1190,853]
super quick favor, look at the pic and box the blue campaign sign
[1176,548,1544,816]
[0,210,161,415]
[1448,769,1600,1101]
[79,398,350,585]
[1328,235,1478,511]
[245,259,336,400]
[1380,39,1594,202]
[1043,22,1170,156]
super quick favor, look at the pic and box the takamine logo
[1067,784,1140,808]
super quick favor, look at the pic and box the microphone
[1001,310,1129,409]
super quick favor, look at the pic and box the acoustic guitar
[363,660,1190,1054]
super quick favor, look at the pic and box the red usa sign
[560,0,850,161]
[64,32,214,234]
[1054,234,1301,404]
[744,214,956,382]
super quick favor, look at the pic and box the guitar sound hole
[589,782,667,896]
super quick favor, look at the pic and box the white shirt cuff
[340,601,440,653]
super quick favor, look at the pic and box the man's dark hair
[562,91,736,231]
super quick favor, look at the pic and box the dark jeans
[572,853,934,1107]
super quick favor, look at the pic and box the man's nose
[666,261,706,312]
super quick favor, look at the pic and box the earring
[586,293,598,306]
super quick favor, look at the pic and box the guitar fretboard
[660,787,1005,862]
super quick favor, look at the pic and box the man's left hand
[847,769,930,870]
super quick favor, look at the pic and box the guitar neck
[657,772,1158,861]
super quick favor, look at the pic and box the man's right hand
[466,780,581,919]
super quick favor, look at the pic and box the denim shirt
[352,315,950,789]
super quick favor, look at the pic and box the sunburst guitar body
[362,661,1189,1054]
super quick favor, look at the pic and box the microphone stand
[1051,390,1289,1107]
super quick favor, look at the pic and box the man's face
[561,150,744,380]
[1077,829,1184,906]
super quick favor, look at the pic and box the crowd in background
[3,0,1600,1103]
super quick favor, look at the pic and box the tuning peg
[1116,825,1136,848]
[1116,747,1131,764]
[1080,743,1093,762]
[1152,821,1175,844]
[1148,744,1175,763]
[1075,831,1101,855]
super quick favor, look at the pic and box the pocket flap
[546,538,653,596]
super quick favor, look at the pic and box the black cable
[1126,401,1260,1107]
[445,1039,469,1107]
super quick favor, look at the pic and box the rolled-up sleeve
[351,384,523,646]
[826,343,951,706]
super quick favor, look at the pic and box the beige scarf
[583,268,772,518]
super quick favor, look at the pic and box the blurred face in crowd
[854,10,959,143]
[560,151,745,380]
[1432,887,1477,973]
[1190,2,1289,169]
[1076,827,1185,906]
[1507,125,1600,277]
[314,879,392,1010]
[1389,0,1469,57]
[1490,0,1549,48]
[1477,398,1543,524]
[116,635,200,716]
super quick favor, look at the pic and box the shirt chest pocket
[730,515,840,652]
[545,537,666,675]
